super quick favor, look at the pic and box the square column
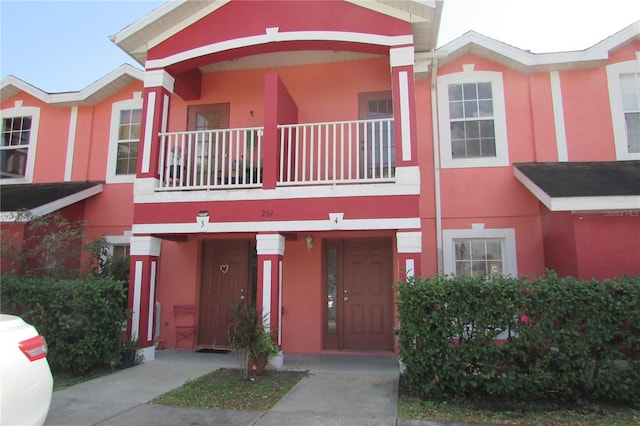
[256,233,285,345]
[390,47,418,167]
[128,236,162,360]
[397,231,422,279]
[138,70,174,179]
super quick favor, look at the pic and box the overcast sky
[1,0,638,93]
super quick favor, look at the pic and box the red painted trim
[264,74,299,189]
[173,69,202,101]
[133,194,419,224]
[398,252,421,280]
[149,1,411,61]
[138,86,170,179]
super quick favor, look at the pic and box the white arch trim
[145,29,413,69]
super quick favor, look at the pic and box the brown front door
[324,238,394,351]
[199,240,251,349]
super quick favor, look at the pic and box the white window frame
[0,103,40,184]
[607,56,640,161]
[437,68,509,168]
[443,224,517,277]
[106,94,143,183]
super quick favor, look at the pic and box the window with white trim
[437,68,509,168]
[107,95,142,183]
[620,73,640,154]
[1,104,39,182]
[454,238,503,278]
[443,226,517,277]
[607,59,640,160]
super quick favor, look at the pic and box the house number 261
[261,209,274,218]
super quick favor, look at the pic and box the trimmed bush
[396,272,640,406]
[1,274,128,374]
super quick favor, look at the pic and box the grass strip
[399,394,640,426]
[151,368,306,411]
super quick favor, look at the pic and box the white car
[0,314,53,426]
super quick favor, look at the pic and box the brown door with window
[199,240,251,349]
[324,238,393,351]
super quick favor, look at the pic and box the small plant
[228,303,280,379]
[120,336,140,369]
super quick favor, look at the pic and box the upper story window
[620,73,639,154]
[1,103,40,183]
[448,82,496,159]
[437,67,509,168]
[117,109,142,174]
[607,58,640,161]
[107,95,142,183]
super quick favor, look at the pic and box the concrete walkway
[45,350,482,426]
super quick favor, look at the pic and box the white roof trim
[110,1,187,46]
[1,64,143,106]
[113,0,440,65]
[141,1,231,53]
[437,21,640,71]
[514,167,640,212]
[0,183,103,223]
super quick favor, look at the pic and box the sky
[1,0,638,94]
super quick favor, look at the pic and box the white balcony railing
[158,127,263,190]
[156,118,395,191]
[278,118,395,186]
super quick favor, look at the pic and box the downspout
[430,57,443,274]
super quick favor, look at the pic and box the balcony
[157,118,395,191]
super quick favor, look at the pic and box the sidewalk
[45,350,483,426]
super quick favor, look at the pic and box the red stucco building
[2,1,638,361]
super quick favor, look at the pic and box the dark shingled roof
[1,181,103,212]
[514,161,640,197]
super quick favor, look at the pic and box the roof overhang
[436,20,640,72]
[0,65,143,107]
[513,162,640,212]
[111,0,443,67]
[0,181,103,222]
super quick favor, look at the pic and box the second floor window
[448,82,496,159]
[1,115,31,179]
[620,72,640,154]
[116,108,142,175]
[437,69,509,169]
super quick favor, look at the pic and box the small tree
[229,303,279,379]
[0,210,117,280]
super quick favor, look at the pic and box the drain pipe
[430,56,444,274]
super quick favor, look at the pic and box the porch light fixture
[305,235,313,252]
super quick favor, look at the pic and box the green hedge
[396,272,640,406]
[1,274,128,374]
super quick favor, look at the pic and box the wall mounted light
[305,235,313,252]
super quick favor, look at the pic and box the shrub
[396,272,640,406]
[1,274,128,374]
